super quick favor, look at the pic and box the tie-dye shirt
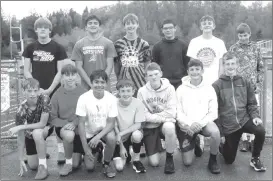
[15,94,51,139]
[115,37,151,91]
[229,41,264,93]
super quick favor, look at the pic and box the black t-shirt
[22,40,67,89]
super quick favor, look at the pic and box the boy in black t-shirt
[22,17,68,164]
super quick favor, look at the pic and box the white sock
[58,143,64,153]
[133,153,140,161]
[66,158,72,165]
[39,158,47,168]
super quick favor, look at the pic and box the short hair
[222,52,237,64]
[236,23,251,34]
[188,59,203,70]
[116,79,135,90]
[34,17,52,31]
[199,15,215,26]
[22,78,40,90]
[145,62,161,73]
[161,19,176,28]
[89,70,108,83]
[123,13,139,25]
[61,64,77,75]
[85,15,101,26]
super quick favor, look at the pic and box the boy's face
[62,73,77,88]
[187,66,204,81]
[91,77,107,94]
[223,58,238,76]
[124,20,139,34]
[146,70,162,85]
[118,86,134,103]
[162,23,176,39]
[200,19,215,33]
[86,19,100,34]
[35,25,51,38]
[238,32,250,44]
[25,86,40,104]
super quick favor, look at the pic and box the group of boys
[8,12,266,180]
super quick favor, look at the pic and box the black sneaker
[194,136,203,157]
[208,158,220,174]
[132,161,146,173]
[250,157,266,172]
[164,156,175,174]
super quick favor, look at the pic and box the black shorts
[25,126,54,155]
[176,124,204,153]
[143,125,165,156]
[55,127,62,140]
[113,134,132,158]
[73,134,105,155]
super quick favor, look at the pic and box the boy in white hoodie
[176,59,221,174]
[137,62,177,174]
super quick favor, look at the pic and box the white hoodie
[137,78,176,129]
[176,76,218,128]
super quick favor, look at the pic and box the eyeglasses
[162,26,174,30]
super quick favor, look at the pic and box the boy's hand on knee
[18,160,28,177]
[88,136,100,149]
[84,148,95,162]
[190,122,202,133]
[120,145,128,159]
[253,118,263,126]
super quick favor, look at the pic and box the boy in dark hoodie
[137,62,177,174]
[50,64,87,176]
[212,52,266,172]
[152,19,190,90]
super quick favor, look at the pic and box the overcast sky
[1,1,271,20]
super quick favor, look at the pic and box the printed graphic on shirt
[146,97,167,113]
[88,104,107,125]
[120,46,139,67]
[196,47,216,66]
[33,51,55,62]
[82,46,104,62]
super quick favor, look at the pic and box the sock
[104,161,110,166]
[166,152,173,158]
[39,158,47,168]
[66,158,72,165]
[58,143,64,153]
[133,153,140,161]
[210,153,217,161]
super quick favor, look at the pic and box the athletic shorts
[143,125,165,156]
[73,134,105,155]
[25,126,54,155]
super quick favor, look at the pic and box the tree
[223,22,236,49]
[186,23,200,43]
[81,6,89,28]
[175,25,184,39]
[245,15,258,41]
[109,19,125,42]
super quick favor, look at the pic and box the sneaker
[132,161,146,173]
[208,159,220,174]
[57,152,65,165]
[34,165,48,180]
[194,136,204,157]
[250,157,266,172]
[164,156,175,174]
[46,153,50,159]
[103,163,116,178]
[59,164,72,176]
[240,140,248,152]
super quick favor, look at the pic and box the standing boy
[8,78,53,180]
[22,17,68,163]
[229,23,264,152]
[50,64,87,176]
[113,79,146,173]
[74,70,117,178]
[176,59,220,174]
[187,15,227,154]
[71,15,117,91]
[137,62,177,174]
[114,13,151,97]
[152,19,189,89]
[212,52,266,172]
